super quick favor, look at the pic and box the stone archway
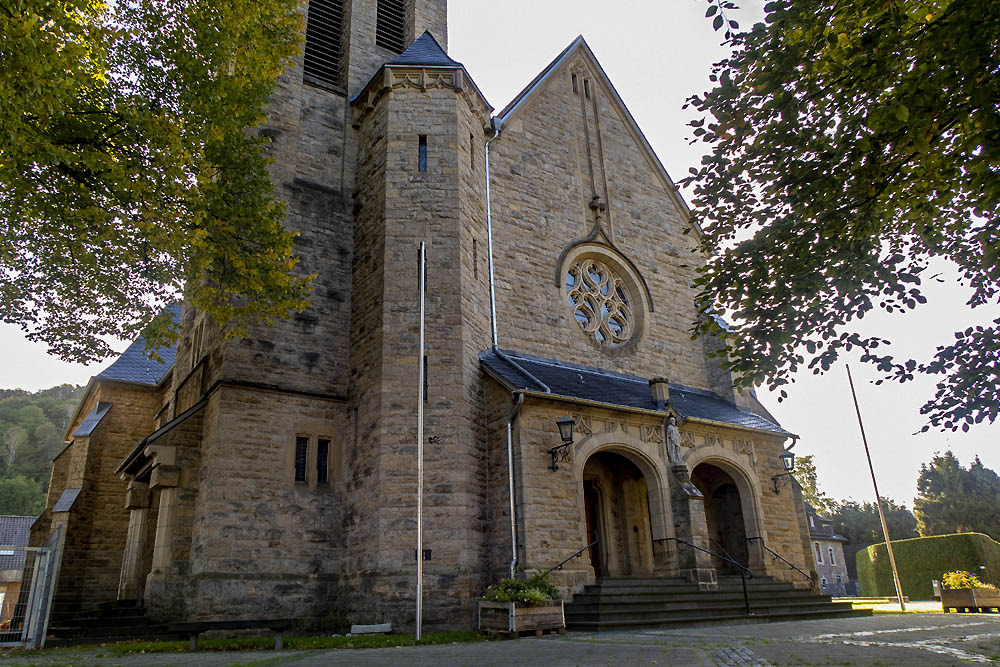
[691,462,748,571]
[582,451,655,577]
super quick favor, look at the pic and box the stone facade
[33,1,816,631]
[806,504,851,596]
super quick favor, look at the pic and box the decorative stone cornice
[352,65,493,128]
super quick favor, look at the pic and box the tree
[914,451,1000,538]
[794,454,835,516]
[832,498,918,545]
[1,0,311,362]
[0,475,45,516]
[685,0,1000,431]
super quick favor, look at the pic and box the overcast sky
[1,0,996,511]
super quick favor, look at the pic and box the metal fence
[0,529,60,649]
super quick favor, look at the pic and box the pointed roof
[495,36,692,223]
[389,31,461,68]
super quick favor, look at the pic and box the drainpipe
[485,119,501,350]
[484,120,551,393]
[485,119,528,579]
[507,392,523,578]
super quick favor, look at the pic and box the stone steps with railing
[565,575,870,631]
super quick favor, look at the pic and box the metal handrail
[746,536,812,583]
[709,538,740,566]
[541,531,598,578]
[656,537,753,615]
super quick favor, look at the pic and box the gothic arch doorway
[582,451,655,577]
[691,462,750,571]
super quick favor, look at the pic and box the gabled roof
[480,348,792,437]
[493,36,691,222]
[96,304,181,386]
[389,31,461,67]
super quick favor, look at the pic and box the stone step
[568,597,849,613]
[568,592,833,609]
[567,600,857,623]
[566,607,872,632]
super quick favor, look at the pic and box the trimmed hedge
[856,532,1000,600]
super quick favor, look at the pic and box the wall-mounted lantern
[549,416,575,471]
[771,449,796,493]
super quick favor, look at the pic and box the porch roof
[479,348,793,437]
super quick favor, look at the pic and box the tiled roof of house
[389,31,461,67]
[96,304,180,386]
[0,515,35,572]
[805,503,849,542]
[479,348,791,436]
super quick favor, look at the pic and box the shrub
[856,532,1000,599]
[942,570,998,591]
[479,575,560,606]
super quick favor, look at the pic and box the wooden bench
[167,619,295,650]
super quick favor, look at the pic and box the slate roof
[71,401,112,437]
[389,31,461,67]
[479,348,792,436]
[806,504,848,542]
[52,488,82,514]
[96,304,180,386]
[0,515,35,573]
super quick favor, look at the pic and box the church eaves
[480,348,794,437]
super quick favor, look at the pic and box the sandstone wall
[489,50,713,390]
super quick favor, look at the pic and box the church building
[31,0,820,630]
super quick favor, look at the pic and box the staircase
[565,575,872,631]
[45,599,182,647]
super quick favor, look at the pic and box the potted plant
[941,570,1000,613]
[477,574,565,636]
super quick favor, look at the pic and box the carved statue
[666,415,682,464]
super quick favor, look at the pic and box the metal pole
[846,365,906,611]
[416,242,426,640]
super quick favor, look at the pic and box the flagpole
[416,242,426,640]
[846,364,906,611]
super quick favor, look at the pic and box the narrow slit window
[418,135,427,172]
[376,0,406,53]
[584,79,591,99]
[294,436,309,483]
[473,239,478,280]
[828,547,835,565]
[303,0,344,88]
[572,73,578,94]
[470,133,475,169]
[423,355,428,402]
[317,438,330,485]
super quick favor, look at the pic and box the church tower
[349,32,494,627]
[112,0,465,625]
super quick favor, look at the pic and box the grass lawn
[101,631,492,655]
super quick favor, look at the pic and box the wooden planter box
[942,587,1000,613]
[478,600,565,636]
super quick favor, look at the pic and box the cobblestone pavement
[1,612,998,666]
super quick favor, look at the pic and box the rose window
[565,259,634,346]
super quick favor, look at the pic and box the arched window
[814,542,823,564]
[828,547,835,565]
[565,258,635,347]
